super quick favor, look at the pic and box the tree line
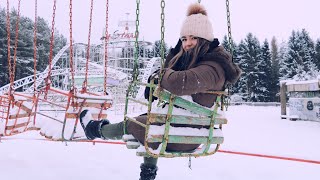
[0,7,67,87]
[222,30,320,102]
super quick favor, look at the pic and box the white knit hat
[180,3,214,41]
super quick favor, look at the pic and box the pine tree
[0,8,67,87]
[278,41,289,80]
[286,30,301,79]
[315,39,320,70]
[285,29,318,80]
[151,40,169,57]
[270,37,280,101]
[237,33,261,102]
[256,39,272,102]
[0,7,8,86]
[294,29,318,80]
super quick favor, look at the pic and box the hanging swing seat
[0,92,37,135]
[124,86,228,158]
[65,93,112,119]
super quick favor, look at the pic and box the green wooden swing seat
[124,84,228,158]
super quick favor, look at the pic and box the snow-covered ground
[1,105,320,180]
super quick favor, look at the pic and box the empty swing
[1,0,37,136]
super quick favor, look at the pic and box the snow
[1,105,320,180]
[76,93,112,103]
[148,125,223,137]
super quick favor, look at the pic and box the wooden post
[280,81,287,118]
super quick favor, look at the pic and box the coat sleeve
[160,62,225,96]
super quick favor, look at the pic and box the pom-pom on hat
[180,3,214,41]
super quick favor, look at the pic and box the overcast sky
[1,0,319,47]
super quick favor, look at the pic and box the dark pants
[100,115,158,166]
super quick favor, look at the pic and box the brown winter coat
[127,42,241,151]
[161,45,241,107]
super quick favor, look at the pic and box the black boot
[139,163,158,180]
[79,110,110,140]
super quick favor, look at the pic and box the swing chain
[33,0,38,93]
[6,0,12,96]
[69,0,74,88]
[44,0,57,100]
[157,0,165,87]
[133,0,140,83]
[82,0,94,93]
[68,0,76,107]
[225,0,234,109]
[188,156,192,170]
[160,0,165,65]
[104,0,110,95]
[12,0,21,86]
[226,0,234,60]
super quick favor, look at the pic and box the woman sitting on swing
[79,3,241,180]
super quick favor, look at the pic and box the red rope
[1,137,320,165]
[217,150,320,165]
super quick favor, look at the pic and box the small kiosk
[280,79,320,122]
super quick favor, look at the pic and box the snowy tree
[222,35,236,55]
[278,41,289,80]
[0,7,8,85]
[151,40,169,58]
[256,39,273,102]
[286,29,318,80]
[296,29,318,79]
[237,33,261,102]
[315,39,320,70]
[270,37,280,101]
[0,8,67,87]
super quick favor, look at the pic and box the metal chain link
[6,0,12,96]
[225,0,234,110]
[160,0,165,65]
[69,0,74,88]
[82,0,94,93]
[198,0,201,3]
[158,0,165,86]
[68,0,76,107]
[12,0,21,85]
[33,0,38,93]
[104,0,110,95]
[44,0,57,99]
[226,0,234,61]
[133,0,140,83]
